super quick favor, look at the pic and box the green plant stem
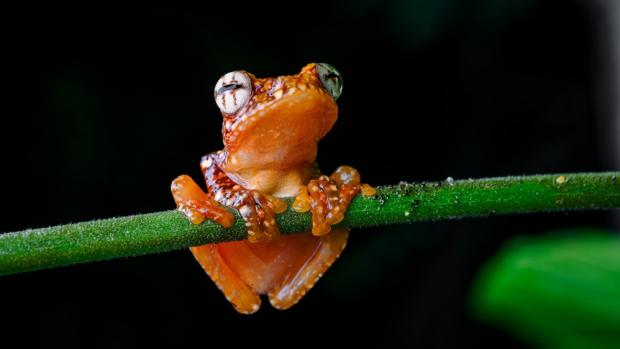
[0,172,618,276]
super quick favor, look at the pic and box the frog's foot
[225,189,286,243]
[293,165,362,236]
[171,175,235,227]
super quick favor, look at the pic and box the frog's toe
[177,199,234,227]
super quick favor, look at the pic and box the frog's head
[213,63,342,171]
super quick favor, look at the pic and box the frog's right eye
[214,71,252,114]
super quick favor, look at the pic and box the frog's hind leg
[267,229,349,310]
[190,244,261,314]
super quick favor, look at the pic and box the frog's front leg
[201,152,284,242]
[293,165,370,236]
[172,152,283,242]
[171,174,235,227]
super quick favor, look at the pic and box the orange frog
[171,63,373,314]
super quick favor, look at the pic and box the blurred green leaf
[470,228,620,349]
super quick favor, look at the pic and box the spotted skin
[170,63,374,314]
[293,166,362,236]
[200,151,279,242]
[221,64,333,150]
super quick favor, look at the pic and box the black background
[1,1,617,348]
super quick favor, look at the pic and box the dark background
[1,1,617,348]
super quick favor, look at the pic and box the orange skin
[171,63,372,314]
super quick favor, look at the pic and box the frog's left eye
[214,71,252,114]
[316,63,343,100]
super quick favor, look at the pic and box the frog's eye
[316,63,343,100]
[214,71,252,114]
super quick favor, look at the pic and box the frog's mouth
[225,88,338,171]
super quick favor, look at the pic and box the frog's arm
[171,174,235,227]
[293,165,365,236]
[200,151,281,242]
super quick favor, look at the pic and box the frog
[171,63,375,314]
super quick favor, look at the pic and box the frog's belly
[225,167,312,198]
[216,232,321,294]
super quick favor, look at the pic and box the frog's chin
[225,89,337,171]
